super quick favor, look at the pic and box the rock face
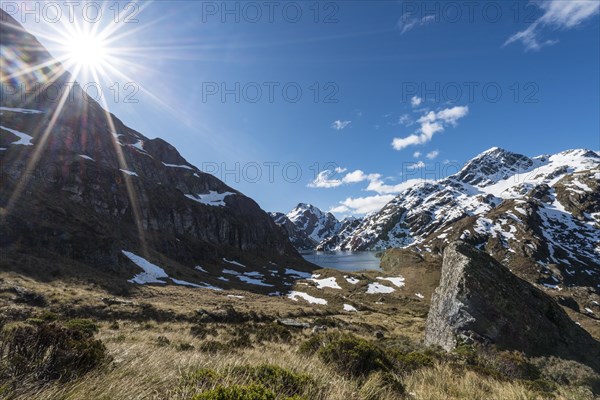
[0,9,308,289]
[425,242,600,371]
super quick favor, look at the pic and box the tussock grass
[1,321,593,400]
[1,273,599,400]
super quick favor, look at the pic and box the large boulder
[425,241,600,371]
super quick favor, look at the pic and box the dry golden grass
[2,320,593,400]
[1,271,599,400]
[404,364,536,400]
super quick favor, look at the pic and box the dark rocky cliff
[0,9,309,289]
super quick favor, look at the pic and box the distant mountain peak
[320,147,599,292]
[557,148,600,158]
[454,147,533,186]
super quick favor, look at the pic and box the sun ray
[90,67,149,257]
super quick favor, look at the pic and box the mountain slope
[268,212,317,250]
[325,147,600,289]
[286,203,341,244]
[0,10,311,292]
[270,204,342,250]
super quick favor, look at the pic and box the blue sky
[8,0,600,216]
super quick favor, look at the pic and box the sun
[66,33,108,69]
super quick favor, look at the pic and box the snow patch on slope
[186,191,235,207]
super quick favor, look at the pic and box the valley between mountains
[1,7,600,400]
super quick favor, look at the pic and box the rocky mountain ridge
[0,9,311,293]
[320,147,600,291]
[270,203,351,250]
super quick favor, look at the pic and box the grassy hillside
[1,271,599,399]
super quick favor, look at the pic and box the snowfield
[310,276,342,289]
[186,191,235,207]
[123,251,169,284]
[123,251,220,290]
[287,291,328,305]
[1,125,34,145]
[377,276,405,288]
[366,282,395,294]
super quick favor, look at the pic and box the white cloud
[399,114,413,126]
[331,195,396,215]
[426,150,439,160]
[434,106,469,125]
[407,161,426,170]
[331,120,351,130]
[392,106,469,150]
[505,1,599,51]
[308,168,378,189]
[307,170,342,188]
[411,96,422,107]
[365,177,429,195]
[413,151,422,158]
[309,166,432,197]
[342,170,368,183]
[330,176,433,215]
[397,14,436,34]
[392,134,423,150]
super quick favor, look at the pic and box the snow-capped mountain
[0,10,309,291]
[268,212,317,250]
[270,204,342,250]
[286,203,341,244]
[323,147,600,289]
[316,216,363,251]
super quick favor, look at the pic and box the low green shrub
[191,384,277,400]
[312,333,391,377]
[532,356,600,394]
[231,365,313,397]
[391,351,435,373]
[191,383,304,400]
[481,350,540,381]
[297,335,322,356]
[312,317,337,328]
[180,367,221,388]
[198,340,228,353]
[0,320,107,381]
[523,379,558,395]
[64,319,99,337]
[38,311,59,322]
[255,323,292,343]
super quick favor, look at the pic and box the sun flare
[66,33,108,69]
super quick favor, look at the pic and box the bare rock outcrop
[425,241,600,371]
